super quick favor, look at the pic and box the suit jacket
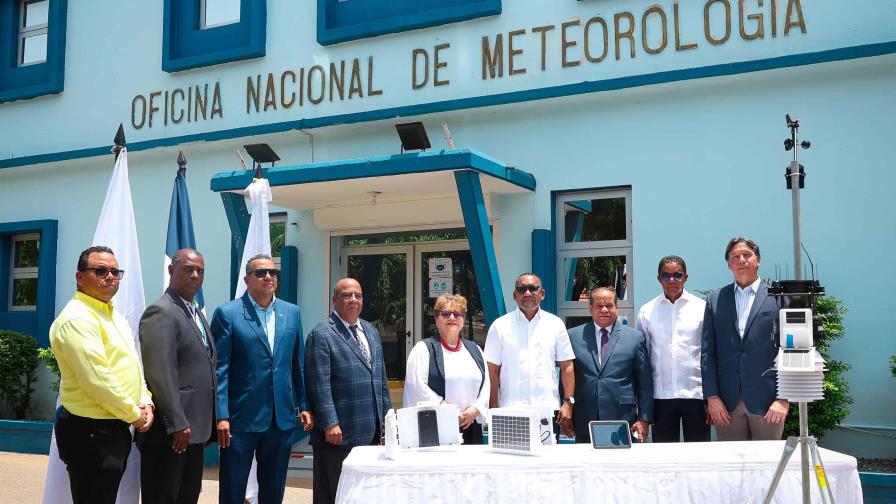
[305,313,392,448]
[568,322,654,440]
[210,293,308,432]
[137,289,216,445]
[701,281,778,415]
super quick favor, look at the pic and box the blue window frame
[162,0,266,73]
[317,0,501,46]
[0,220,57,347]
[0,0,67,104]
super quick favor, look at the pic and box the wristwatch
[564,396,575,406]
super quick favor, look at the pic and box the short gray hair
[245,253,273,274]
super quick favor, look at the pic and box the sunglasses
[438,310,466,319]
[660,272,685,282]
[249,268,280,278]
[337,291,363,301]
[515,284,541,294]
[83,267,125,279]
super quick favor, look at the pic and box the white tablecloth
[336,441,862,503]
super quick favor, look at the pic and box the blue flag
[164,162,204,308]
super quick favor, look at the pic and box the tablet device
[417,409,440,447]
[588,420,632,449]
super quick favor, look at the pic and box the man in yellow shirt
[50,245,154,504]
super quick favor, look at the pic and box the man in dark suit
[702,237,789,441]
[568,287,653,443]
[211,254,313,504]
[138,249,215,504]
[305,277,392,504]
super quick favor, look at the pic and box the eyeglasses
[337,291,363,301]
[83,267,125,279]
[660,272,685,282]
[438,310,466,319]
[249,268,280,278]
[515,284,541,294]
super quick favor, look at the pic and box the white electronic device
[778,308,813,349]
[383,404,461,460]
[487,405,552,456]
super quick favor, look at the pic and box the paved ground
[0,451,313,503]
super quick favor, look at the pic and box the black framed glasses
[249,268,280,278]
[515,284,541,294]
[660,272,685,282]
[83,267,125,279]
[437,310,466,319]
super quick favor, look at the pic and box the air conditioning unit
[487,406,549,456]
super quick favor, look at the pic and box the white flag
[229,177,273,503]
[234,178,273,298]
[43,148,146,504]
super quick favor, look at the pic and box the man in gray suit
[702,237,789,441]
[305,278,392,504]
[138,249,215,503]
[568,287,653,443]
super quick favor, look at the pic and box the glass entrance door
[343,246,413,381]
[414,243,486,349]
[340,240,485,381]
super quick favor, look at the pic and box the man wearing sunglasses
[211,254,313,504]
[136,249,215,503]
[50,246,154,503]
[636,255,709,443]
[483,273,576,437]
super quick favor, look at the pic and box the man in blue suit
[701,237,789,441]
[211,254,314,504]
[568,287,653,443]
[305,277,392,504]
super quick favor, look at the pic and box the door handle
[406,331,412,346]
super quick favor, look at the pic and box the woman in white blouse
[403,294,490,445]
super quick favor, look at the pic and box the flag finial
[112,123,126,160]
[177,150,187,172]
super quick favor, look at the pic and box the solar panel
[488,407,544,456]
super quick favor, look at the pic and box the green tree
[37,347,61,392]
[783,297,854,439]
[0,330,40,419]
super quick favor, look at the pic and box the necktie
[350,324,371,366]
[188,304,210,353]
[600,328,609,367]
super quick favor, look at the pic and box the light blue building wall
[0,0,894,457]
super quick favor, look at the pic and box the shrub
[0,330,40,419]
[37,347,60,392]
[783,297,854,439]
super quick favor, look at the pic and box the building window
[9,233,39,310]
[555,188,634,327]
[163,0,265,73]
[18,0,48,65]
[0,220,57,346]
[0,0,67,103]
[270,213,286,271]
[201,0,240,29]
[317,0,501,46]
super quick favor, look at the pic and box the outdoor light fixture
[243,143,280,178]
[395,121,431,153]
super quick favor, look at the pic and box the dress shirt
[250,295,277,352]
[637,290,706,399]
[593,323,614,365]
[180,296,209,351]
[49,291,152,423]
[734,277,762,338]
[403,339,490,424]
[335,313,371,359]
[483,307,575,409]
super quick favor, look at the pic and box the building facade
[0,0,894,457]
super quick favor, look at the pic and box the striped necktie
[349,324,371,366]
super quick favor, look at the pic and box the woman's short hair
[434,294,468,313]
